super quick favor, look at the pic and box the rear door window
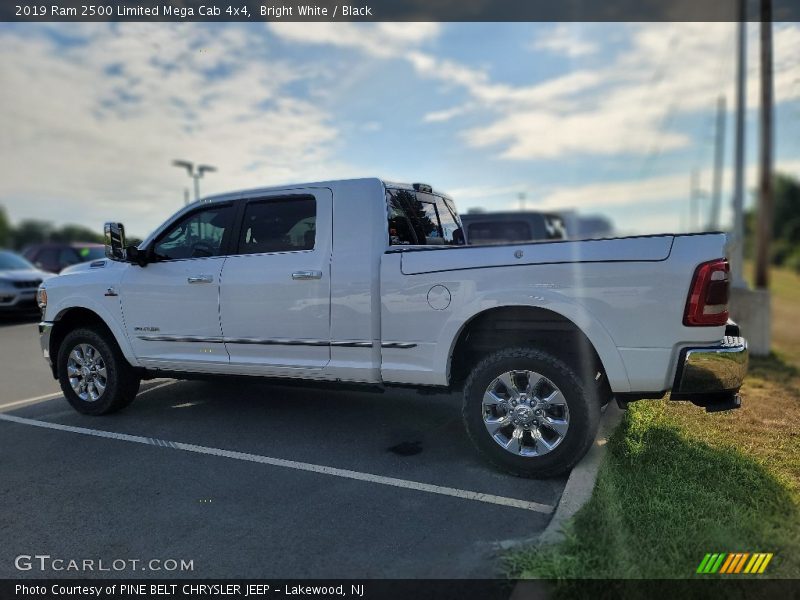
[238,197,317,254]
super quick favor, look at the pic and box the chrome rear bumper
[672,334,748,412]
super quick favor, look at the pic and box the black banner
[1,580,799,600]
[3,0,800,23]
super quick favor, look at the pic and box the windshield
[74,246,106,262]
[0,250,36,270]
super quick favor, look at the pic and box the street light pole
[172,160,218,202]
[709,95,726,230]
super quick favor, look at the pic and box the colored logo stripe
[719,554,735,573]
[697,553,773,574]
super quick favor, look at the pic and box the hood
[0,268,54,283]
[59,259,109,275]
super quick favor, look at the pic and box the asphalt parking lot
[0,317,568,578]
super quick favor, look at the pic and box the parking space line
[136,380,177,396]
[0,413,555,514]
[0,380,177,411]
[0,392,64,410]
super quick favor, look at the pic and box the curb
[492,402,624,553]
[537,402,624,545]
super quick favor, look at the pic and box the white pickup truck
[37,178,748,477]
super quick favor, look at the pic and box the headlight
[37,286,47,309]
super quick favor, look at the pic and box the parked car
[0,250,53,313]
[36,178,747,477]
[461,211,567,244]
[558,211,615,239]
[22,242,105,273]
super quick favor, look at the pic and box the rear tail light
[683,258,730,326]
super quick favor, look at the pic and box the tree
[51,224,104,244]
[11,220,53,250]
[0,205,10,248]
[772,173,800,243]
[745,172,800,271]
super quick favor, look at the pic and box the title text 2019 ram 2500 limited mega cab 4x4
[37,178,748,477]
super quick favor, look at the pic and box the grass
[509,265,800,581]
[745,261,800,365]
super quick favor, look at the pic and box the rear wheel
[57,327,140,415]
[462,347,600,478]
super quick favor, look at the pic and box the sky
[0,21,799,239]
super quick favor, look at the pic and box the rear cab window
[386,187,464,247]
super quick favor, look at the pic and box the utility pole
[727,0,770,356]
[518,192,527,211]
[755,0,774,289]
[730,0,747,288]
[709,95,726,230]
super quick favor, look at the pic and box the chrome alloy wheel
[482,370,570,457]
[66,343,108,402]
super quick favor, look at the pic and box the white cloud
[531,24,598,58]
[466,23,800,160]
[544,157,800,211]
[423,104,474,123]
[450,157,800,234]
[2,22,799,238]
[0,24,349,236]
[268,22,441,59]
[272,21,800,162]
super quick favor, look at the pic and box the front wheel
[462,347,600,478]
[57,327,141,415]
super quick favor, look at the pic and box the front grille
[12,280,42,289]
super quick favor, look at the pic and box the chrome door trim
[136,335,417,349]
[224,337,329,346]
[137,334,225,343]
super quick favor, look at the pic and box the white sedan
[0,250,53,314]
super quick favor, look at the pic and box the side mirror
[125,244,149,267]
[104,222,127,261]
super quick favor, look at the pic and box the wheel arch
[49,306,135,378]
[446,304,629,395]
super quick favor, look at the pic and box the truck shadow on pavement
[107,378,488,480]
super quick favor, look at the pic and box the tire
[462,347,600,478]
[57,326,141,415]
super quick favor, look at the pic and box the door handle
[291,270,323,280]
[187,275,214,284]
